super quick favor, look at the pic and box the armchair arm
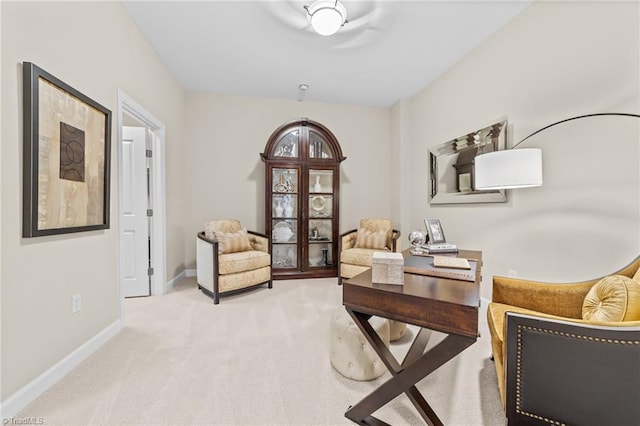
[616,254,640,278]
[197,231,219,250]
[492,276,596,319]
[196,231,219,291]
[493,254,640,318]
[339,229,358,252]
[389,229,401,252]
[247,230,270,254]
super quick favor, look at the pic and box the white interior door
[121,126,150,297]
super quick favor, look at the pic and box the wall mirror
[429,120,508,204]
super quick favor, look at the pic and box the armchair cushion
[341,247,388,268]
[218,250,271,275]
[340,263,370,281]
[214,229,253,254]
[582,275,640,322]
[219,266,272,293]
[354,228,387,250]
[489,302,554,347]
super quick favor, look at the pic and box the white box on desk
[371,251,404,285]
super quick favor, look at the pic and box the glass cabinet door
[308,169,333,268]
[273,131,299,158]
[272,168,298,269]
[309,130,333,159]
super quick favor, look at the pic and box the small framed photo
[424,219,446,244]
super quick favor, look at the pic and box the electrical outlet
[72,294,81,314]
[508,269,518,278]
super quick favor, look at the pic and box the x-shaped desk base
[345,309,476,426]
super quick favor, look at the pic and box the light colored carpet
[19,277,505,425]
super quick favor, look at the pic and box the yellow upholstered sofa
[196,219,272,304]
[487,254,640,410]
[338,218,400,285]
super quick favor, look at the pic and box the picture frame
[424,219,446,244]
[22,62,112,237]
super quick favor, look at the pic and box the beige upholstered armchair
[196,219,272,304]
[338,218,400,285]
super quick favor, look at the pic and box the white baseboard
[164,270,190,293]
[0,319,123,418]
[185,269,196,277]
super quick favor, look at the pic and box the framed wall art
[22,62,112,237]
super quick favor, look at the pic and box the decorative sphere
[408,230,426,248]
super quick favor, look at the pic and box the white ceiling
[121,0,532,108]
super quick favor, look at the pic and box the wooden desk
[342,249,482,426]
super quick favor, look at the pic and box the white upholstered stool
[330,309,390,381]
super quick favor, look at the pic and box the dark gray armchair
[505,312,640,426]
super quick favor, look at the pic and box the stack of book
[421,243,458,254]
[404,254,476,282]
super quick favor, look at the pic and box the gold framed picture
[22,62,112,237]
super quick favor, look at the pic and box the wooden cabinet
[261,118,346,279]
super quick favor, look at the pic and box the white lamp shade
[474,148,543,190]
[307,0,347,36]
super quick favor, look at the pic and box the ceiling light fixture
[304,0,348,36]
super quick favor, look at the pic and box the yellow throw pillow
[582,275,640,322]
[354,228,387,250]
[214,229,253,254]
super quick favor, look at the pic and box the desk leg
[403,328,432,368]
[346,310,402,372]
[345,309,475,425]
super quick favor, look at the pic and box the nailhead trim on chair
[520,324,640,345]
[514,324,640,426]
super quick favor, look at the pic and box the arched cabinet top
[261,118,346,163]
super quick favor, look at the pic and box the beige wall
[390,99,411,242]
[183,93,392,267]
[1,2,185,399]
[396,1,640,299]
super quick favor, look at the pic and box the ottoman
[330,308,390,381]
[389,320,407,341]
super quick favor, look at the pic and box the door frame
[116,90,167,316]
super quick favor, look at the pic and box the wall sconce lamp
[304,0,348,36]
[475,113,640,190]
